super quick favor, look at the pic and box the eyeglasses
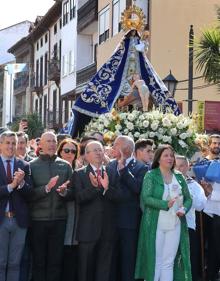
[86,148,103,153]
[62,148,77,154]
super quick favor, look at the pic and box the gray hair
[85,141,103,154]
[0,131,18,143]
[116,135,135,153]
[41,131,57,141]
[175,154,189,165]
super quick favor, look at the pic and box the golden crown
[121,4,146,33]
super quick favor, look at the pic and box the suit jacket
[107,159,149,230]
[0,157,32,228]
[72,164,118,243]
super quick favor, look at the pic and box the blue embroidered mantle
[72,31,180,118]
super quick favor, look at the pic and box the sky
[0,0,55,30]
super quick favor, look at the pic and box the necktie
[6,160,12,183]
[6,160,13,211]
[96,169,102,187]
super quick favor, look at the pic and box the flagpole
[10,74,13,123]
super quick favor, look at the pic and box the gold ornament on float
[121,4,146,33]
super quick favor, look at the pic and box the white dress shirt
[186,178,207,230]
[204,182,220,217]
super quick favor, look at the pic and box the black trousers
[203,214,220,281]
[117,228,142,281]
[78,239,114,281]
[61,245,78,281]
[189,228,199,281]
[30,220,66,281]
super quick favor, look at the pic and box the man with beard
[200,134,220,281]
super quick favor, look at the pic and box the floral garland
[85,109,200,158]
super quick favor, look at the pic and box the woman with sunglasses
[57,138,79,281]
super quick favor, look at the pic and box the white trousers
[154,222,181,281]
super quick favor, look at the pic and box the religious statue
[118,73,150,112]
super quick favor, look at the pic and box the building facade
[97,0,220,116]
[0,21,31,126]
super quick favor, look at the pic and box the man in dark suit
[108,135,149,281]
[0,131,32,281]
[73,140,118,281]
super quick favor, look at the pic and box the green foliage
[25,113,44,139]
[194,28,220,83]
[9,113,44,139]
[194,5,220,84]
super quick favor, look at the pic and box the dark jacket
[29,154,73,221]
[0,157,32,228]
[72,164,118,242]
[107,159,149,229]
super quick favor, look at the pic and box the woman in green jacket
[135,144,192,281]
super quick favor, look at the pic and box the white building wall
[60,0,77,96]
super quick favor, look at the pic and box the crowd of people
[0,123,220,281]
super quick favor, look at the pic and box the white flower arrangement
[84,109,198,158]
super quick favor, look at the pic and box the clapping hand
[176,207,186,217]
[168,198,176,208]
[89,172,98,188]
[118,150,126,171]
[46,175,59,192]
[57,180,70,194]
[99,171,109,190]
[14,168,25,185]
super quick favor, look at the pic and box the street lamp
[163,70,178,96]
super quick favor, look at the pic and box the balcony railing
[48,58,60,85]
[77,0,98,32]
[76,63,97,85]
[14,73,29,95]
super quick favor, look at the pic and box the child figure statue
[118,73,150,112]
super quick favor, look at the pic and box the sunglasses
[62,148,77,154]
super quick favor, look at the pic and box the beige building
[97,0,220,117]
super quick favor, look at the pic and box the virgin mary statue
[63,5,180,137]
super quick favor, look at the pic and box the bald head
[113,135,135,160]
[85,141,104,167]
[40,132,57,156]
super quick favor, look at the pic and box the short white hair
[85,141,103,154]
[115,135,135,153]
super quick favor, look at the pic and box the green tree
[194,8,220,84]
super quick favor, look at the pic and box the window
[63,1,69,26]
[59,40,62,65]
[59,18,62,29]
[94,43,98,63]
[62,54,68,76]
[36,59,39,87]
[112,0,126,36]
[40,56,43,87]
[54,23,57,34]
[44,53,48,85]
[99,6,110,44]
[45,33,48,43]
[43,95,47,127]
[70,0,75,20]
[40,38,43,47]
[69,50,74,73]
[53,90,57,125]
[39,97,43,121]
[53,43,58,59]
[37,42,39,51]
[35,99,38,113]
[64,100,69,122]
